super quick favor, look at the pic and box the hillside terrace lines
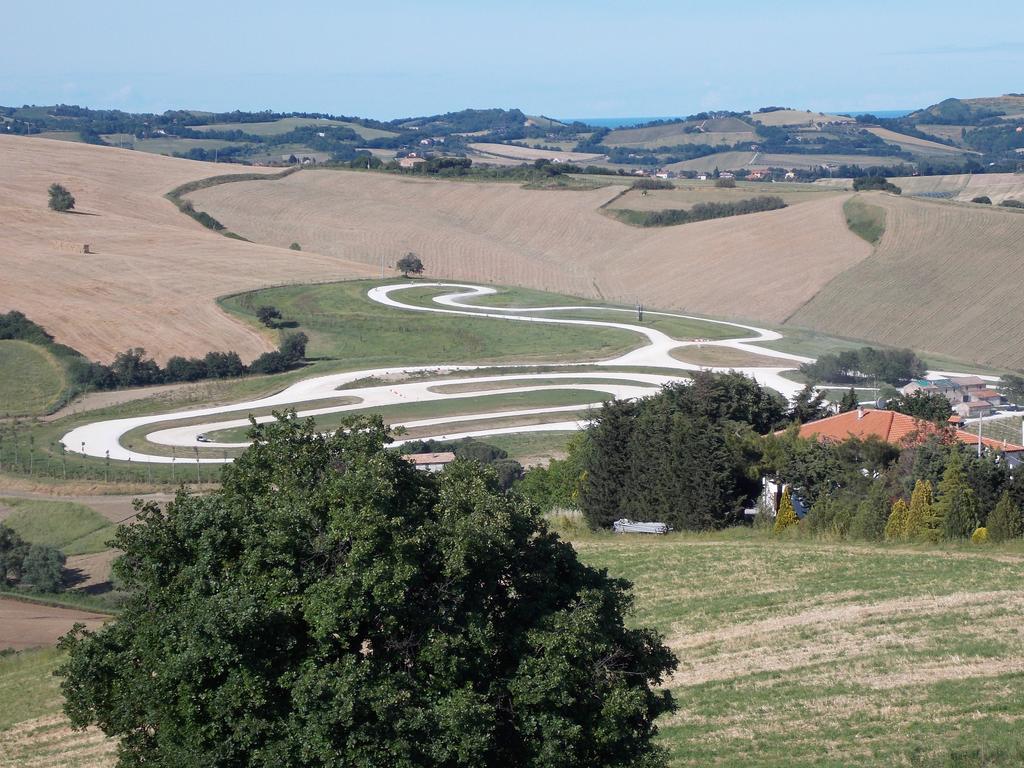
[186,167,874,323]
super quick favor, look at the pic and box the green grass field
[100,135,244,154]
[0,340,66,417]
[3,530,1023,766]
[0,498,116,556]
[844,196,887,244]
[219,280,646,367]
[392,284,744,341]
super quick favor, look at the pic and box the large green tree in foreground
[59,414,675,768]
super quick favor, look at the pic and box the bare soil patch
[0,598,109,650]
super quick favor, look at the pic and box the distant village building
[398,156,427,169]
[404,452,456,473]
[901,376,1006,418]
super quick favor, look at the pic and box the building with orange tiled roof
[789,407,1024,457]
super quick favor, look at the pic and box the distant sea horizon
[562,109,914,129]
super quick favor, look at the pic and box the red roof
[790,408,1023,452]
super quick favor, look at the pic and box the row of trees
[2,307,309,394]
[770,424,1024,543]
[630,196,787,227]
[799,346,926,386]
[72,333,309,389]
[852,176,902,194]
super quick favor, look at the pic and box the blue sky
[3,1,1022,119]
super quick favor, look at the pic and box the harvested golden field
[863,126,969,156]
[749,109,855,126]
[914,123,971,145]
[892,172,1024,204]
[188,168,872,324]
[606,184,840,211]
[788,194,1024,368]
[664,151,903,173]
[0,136,374,362]
[467,142,605,163]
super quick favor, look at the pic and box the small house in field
[404,452,456,473]
[398,156,427,169]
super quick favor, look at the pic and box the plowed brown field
[0,136,373,362]
[188,168,871,324]
[789,194,1024,367]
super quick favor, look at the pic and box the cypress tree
[839,387,859,413]
[581,401,636,528]
[774,487,799,533]
[934,451,979,539]
[849,480,890,541]
[906,479,934,540]
[987,491,1024,543]
[884,498,909,541]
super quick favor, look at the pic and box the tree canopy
[397,252,425,278]
[60,414,676,768]
[48,182,75,212]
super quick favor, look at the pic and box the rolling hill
[604,118,757,149]
[0,136,373,363]
[187,167,872,325]
[789,194,1024,367]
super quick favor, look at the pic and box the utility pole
[194,446,201,484]
[171,446,176,483]
[978,416,983,458]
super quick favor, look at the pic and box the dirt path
[0,598,110,650]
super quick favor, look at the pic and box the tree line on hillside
[799,347,925,386]
[0,310,309,396]
[624,196,787,227]
[853,176,902,194]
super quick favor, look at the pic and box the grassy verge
[165,167,299,239]
[0,341,67,418]
[0,497,117,555]
[218,279,644,367]
[844,195,887,245]
[392,285,744,342]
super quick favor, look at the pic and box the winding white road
[58,282,846,464]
